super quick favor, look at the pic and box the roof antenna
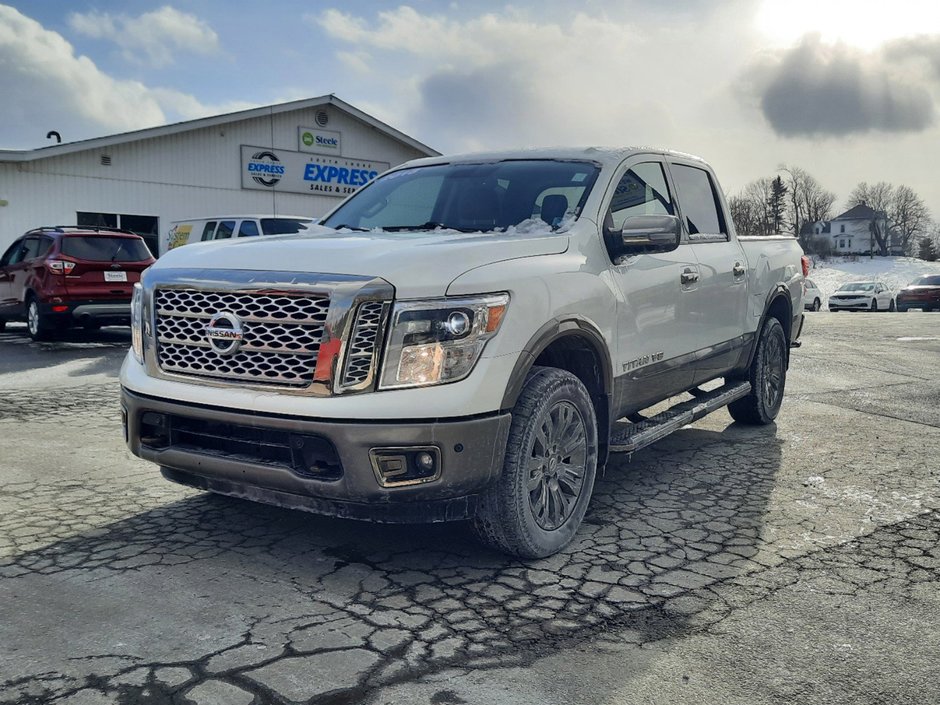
[46,130,61,144]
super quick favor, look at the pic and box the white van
[161,215,314,257]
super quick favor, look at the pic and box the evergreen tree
[918,237,938,262]
[768,176,788,234]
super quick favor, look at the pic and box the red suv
[0,226,155,340]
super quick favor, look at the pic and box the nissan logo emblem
[205,312,244,355]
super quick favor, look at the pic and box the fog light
[415,451,435,472]
[370,447,441,487]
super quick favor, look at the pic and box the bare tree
[779,165,836,249]
[847,182,931,256]
[890,185,931,255]
[729,177,775,236]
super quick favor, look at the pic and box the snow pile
[806,256,940,299]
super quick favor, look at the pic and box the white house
[807,204,903,255]
[0,95,438,255]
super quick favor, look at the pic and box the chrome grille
[154,289,329,387]
[340,301,386,388]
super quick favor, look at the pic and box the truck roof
[399,146,709,170]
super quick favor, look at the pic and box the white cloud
[68,5,220,68]
[0,5,251,148]
[312,6,739,151]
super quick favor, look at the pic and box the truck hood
[152,227,569,297]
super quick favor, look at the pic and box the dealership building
[0,95,438,255]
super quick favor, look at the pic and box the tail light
[800,255,811,278]
[46,260,75,274]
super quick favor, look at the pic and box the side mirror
[619,214,681,255]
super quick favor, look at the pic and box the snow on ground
[806,256,940,299]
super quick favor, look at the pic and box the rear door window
[21,237,42,261]
[61,237,152,262]
[670,164,727,239]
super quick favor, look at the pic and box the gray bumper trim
[122,388,512,522]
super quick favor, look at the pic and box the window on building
[77,212,158,256]
[847,239,852,249]
[839,239,845,248]
[840,224,845,233]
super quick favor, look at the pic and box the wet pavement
[0,313,938,705]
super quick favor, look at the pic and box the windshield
[321,159,601,234]
[61,236,151,262]
[913,275,940,286]
[838,282,874,292]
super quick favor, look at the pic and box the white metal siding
[0,105,428,252]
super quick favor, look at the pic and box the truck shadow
[0,421,783,704]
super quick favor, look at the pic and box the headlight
[131,282,144,364]
[379,293,509,389]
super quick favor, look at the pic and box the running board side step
[609,380,752,454]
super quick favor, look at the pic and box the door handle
[680,268,699,285]
[732,262,746,277]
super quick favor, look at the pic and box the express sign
[240,145,389,197]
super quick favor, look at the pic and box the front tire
[728,317,787,425]
[888,299,896,312]
[812,299,821,312]
[472,367,598,559]
[870,299,878,312]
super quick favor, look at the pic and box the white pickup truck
[121,148,805,558]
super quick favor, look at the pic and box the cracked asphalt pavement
[0,314,938,705]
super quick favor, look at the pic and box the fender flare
[500,315,613,412]
[744,284,794,370]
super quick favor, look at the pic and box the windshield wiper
[331,223,369,232]
[381,221,480,233]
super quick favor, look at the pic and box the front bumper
[121,388,512,522]
[828,299,870,311]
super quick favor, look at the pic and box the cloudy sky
[3,1,940,213]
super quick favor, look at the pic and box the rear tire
[870,299,878,312]
[728,317,787,425]
[472,367,598,559]
[888,299,896,312]
[26,297,53,341]
[812,299,821,312]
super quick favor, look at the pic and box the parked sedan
[896,275,940,311]
[828,281,895,312]
[803,278,822,311]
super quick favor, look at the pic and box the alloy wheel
[761,329,785,411]
[527,400,588,531]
